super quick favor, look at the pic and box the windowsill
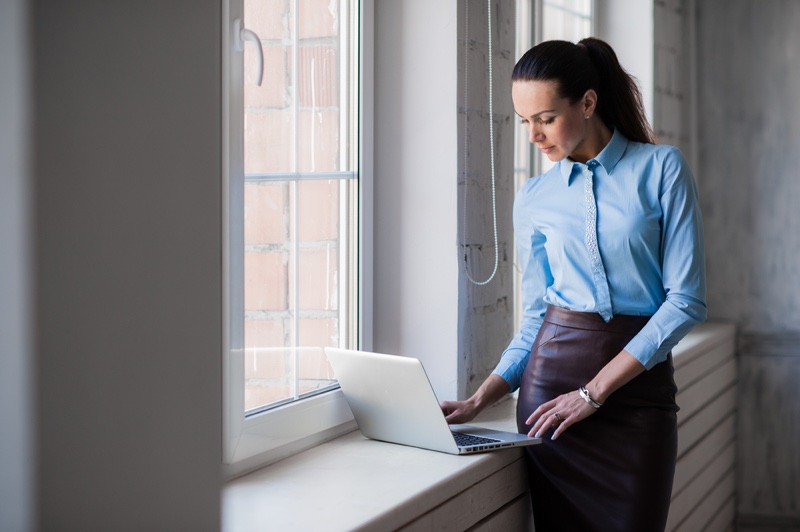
[221,323,733,531]
[222,395,525,531]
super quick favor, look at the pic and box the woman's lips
[539,145,555,155]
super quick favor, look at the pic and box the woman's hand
[440,398,481,424]
[528,350,647,440]
[440,374,511,425]
[526,389,597,440]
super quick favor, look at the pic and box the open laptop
[325,347,541,455]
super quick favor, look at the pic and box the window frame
[221,0,373,479]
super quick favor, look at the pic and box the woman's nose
[529,124,543,143]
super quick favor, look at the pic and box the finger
[526,399,556,426]
[530,410,559,438]
[525,394,570,437]
[444,409,462,422]
[550,416,570,440]
[530,413,550,437]
[551,402,597,439]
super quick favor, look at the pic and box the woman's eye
[539,117,556,125]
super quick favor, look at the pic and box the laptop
[325,347,541,455]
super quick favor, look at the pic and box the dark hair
[512,37,656,144]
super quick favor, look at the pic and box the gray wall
[697,1,800,529]
[458,0,517,399]
[0,1,34,530]
[32,1,222,529]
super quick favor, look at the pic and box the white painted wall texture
[697,1,800,530]
[458,0,517,399]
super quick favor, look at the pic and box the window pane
[243,0,294,174]
[542,0,592,43]
[243,178,353,413]
[240,0,357,415]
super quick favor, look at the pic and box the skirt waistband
[543,305,651,335]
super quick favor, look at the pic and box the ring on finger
[553,411,562,422]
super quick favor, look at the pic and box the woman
[441,38,706,531]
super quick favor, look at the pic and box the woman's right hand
[439,374,511,424]
[440,399,481,424]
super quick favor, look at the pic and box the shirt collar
[557,128,629,185]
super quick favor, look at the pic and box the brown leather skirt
[517,305,678,532]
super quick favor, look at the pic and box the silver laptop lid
[326,347,460,454]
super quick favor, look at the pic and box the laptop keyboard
[452,432,501,447]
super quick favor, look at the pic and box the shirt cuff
[491,347,530,392]
[623,334,660,369]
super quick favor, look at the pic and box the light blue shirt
[494,129,707,391]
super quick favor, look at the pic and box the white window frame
[221,0,373,479]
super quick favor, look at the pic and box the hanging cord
[462,0,499,286]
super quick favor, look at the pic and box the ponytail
[512,37,655,144]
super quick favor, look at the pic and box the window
[223,0,366,477]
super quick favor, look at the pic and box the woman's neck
[570,120,613,163]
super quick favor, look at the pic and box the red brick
[244,0,287,41]
[245,346,288,379]
[298,346,334,380]
[297,179,339,240]
[289,246,338,310]
[244,109,293,173]
[245,318,285,348]
[297,109,339,172]
[299,317,338,348]
[245,45,289,109]
[245,182,286,245]
[299,0,339,39]
[298,45,338,108]
[245,251,286,310]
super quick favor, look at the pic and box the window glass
[239,0,359,416]
[541,0,593,43]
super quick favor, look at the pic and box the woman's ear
[582,89,598,118]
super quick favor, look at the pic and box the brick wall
[458,0,517,398]
[242,0,346,411]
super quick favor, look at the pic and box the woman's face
[512,79,595,163]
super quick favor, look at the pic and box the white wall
[0,1,34,530]
[594,0,655,126]
[373,1,461,398]
[33,1,222,529]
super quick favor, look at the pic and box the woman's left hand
[526,390,597,440]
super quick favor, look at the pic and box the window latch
[233,18,263,86]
